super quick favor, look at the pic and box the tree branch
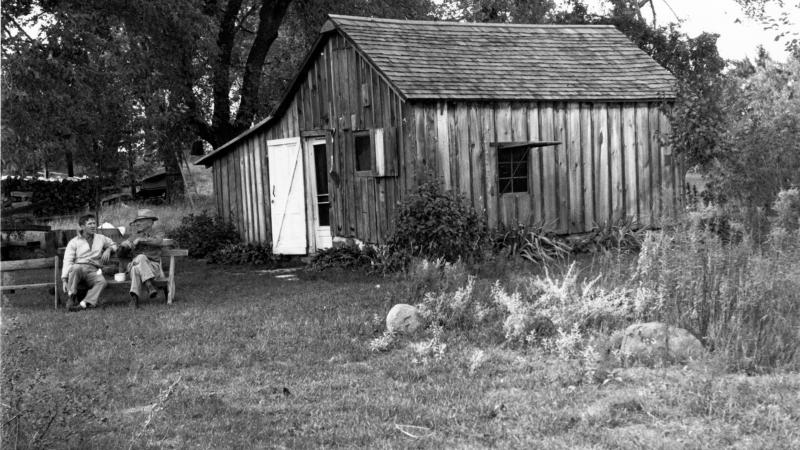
[3,14,36,42]
[235,0,293,129]
[210,0,244,132]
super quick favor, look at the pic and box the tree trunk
[94,151,102,221]
[234,0,294,130]
[210,0,244,135]
[161,149,185,202]
[190,0,293,149]
[65,149,74,177]
[129,152,137,199]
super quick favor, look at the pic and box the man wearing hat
[119,209,164,308]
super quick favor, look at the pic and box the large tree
[2,0,436,197]
[2,3,140,183]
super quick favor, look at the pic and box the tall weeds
[402,194,800,372]
[634,218,800,371]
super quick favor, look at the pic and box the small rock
[386,304,423,334]
[619,322,705,366]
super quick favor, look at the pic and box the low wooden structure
[1,257,60,309]
[197,15,682,254]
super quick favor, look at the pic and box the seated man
[62,214,118,311]
[119,209,164,308]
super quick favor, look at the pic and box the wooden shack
[196,15,682,254]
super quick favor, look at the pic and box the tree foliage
[434,0,556,22]
[1,0,436,186]
[1,0,209,199]
[2,3,138,178]
[710,55,800,206]
[734,0,800,57]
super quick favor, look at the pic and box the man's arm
[100,235,118,264]
[61,239,77,280]
[131,230,164,247]
[135,236,164,246]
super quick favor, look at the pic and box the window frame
[497,145,530,195]
[354,130,373,174]
[353,128,387,177]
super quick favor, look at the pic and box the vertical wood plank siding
[211,31,682,246]
[411,100,681,233]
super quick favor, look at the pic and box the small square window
[355,131,372,172]
[498,146,529,194]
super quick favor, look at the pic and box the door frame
[302,134,333,253]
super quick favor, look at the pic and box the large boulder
[619,322,705,365]
[386,304,423,334]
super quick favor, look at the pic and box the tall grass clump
[633,206,800,371]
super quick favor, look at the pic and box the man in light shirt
[61,214,118,311]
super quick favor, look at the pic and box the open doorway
[304,137,332,252]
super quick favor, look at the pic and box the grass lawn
[2,260,799,449]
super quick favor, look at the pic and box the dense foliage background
[2,0,798,212]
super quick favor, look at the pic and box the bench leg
[167,255,175,304]
[53,256,59,309]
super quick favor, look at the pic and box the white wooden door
[267,137,307,254]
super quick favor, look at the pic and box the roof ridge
[327,14,616,28]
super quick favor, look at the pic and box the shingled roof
[329,14,676,101]
[197,15,677,166]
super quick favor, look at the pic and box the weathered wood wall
[263,33,406,244]
[408,101,684,234]
[212,133,271,245]
[212,29,684,247]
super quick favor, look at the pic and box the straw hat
[130,208,159,225]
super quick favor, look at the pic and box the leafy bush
[207,242,278,266]
[169,211,239,258]
[386,179,488,265]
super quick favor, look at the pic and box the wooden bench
[0,256,60,309]
[57,242,189,306]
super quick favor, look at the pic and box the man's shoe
[145,281,158,299]
[129,293,139,309]
[78,300,95,310]
[66,294,79,312]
